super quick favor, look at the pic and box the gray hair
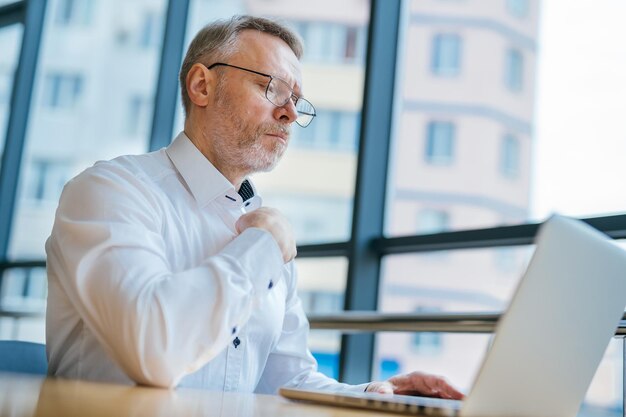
[179,15,304,117]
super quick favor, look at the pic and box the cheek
[244,92,278,119]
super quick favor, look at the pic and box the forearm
[50,225,283,387]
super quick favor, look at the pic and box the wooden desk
[0,373,388,417]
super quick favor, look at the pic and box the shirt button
[232,326,237,335]
[233,337,241,349]
[268,280,274,289]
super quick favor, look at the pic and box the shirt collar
[165,132,261,209]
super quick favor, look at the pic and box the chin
[250,154,284,173]
[256,160,281,173]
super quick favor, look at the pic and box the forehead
[231,30,302,90]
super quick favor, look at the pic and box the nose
[273,97,299,125]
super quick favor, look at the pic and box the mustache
[262,124,291,138]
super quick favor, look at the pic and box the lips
[266,130,290,144]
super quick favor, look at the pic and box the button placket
[224,329,245,391]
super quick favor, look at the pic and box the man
[46,15,463,399]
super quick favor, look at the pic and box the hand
[236,207,296,263]
[366,371,464,400]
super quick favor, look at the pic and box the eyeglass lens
[267,78,315,127]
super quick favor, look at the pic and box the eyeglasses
[205,62,316,128]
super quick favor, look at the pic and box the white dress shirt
[45,132,368,393]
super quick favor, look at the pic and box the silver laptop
[281,214,626,417]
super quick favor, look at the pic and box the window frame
[0,0,46,257]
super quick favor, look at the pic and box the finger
[288,240,297,261]
[404,372,436,395]
[438,380,465,400]
[366,382,395,395]
[427,376,464,400]
[235,215,247,233]
[235,212,258,233]
[390,373,458,398]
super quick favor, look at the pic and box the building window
[24,159,69,202]
[265,194,351,244]
[417,209,450,234]
[126,95,152,136]
[295,110,360,151]
[296,21,366,65]
[139,11,162,49]
[425,121,455,165]
[312,352,339,380]
[42,73,83,109]
[431,34,462,76]
[412,308,443,354]
[505,49,524,91]
[1,268,47,301]
[299,291,344,314]
[379,358,401,381]
[55,0,94,26]
[413,332,443,353]
[507,0,529,18]
[500,134,520,178]
[345,27,359,61]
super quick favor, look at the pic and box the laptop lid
[461,214,626,417]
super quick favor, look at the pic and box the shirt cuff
[219,227,284,293]
[351,383,372,393]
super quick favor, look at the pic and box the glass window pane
[388,0,626,237]
[380,248,533,314]
[375,334,622,414]
[387,0,539,236]
[8,0,166,258]
[377,246,623,411]
[0,24,23,170]
[534,0,626,219]
[296,257,347,380]
[376,332,492,392]
[176,0,370,245]
[376,246,533,391]
[381,2,625,411]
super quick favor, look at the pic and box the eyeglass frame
[203,62,316,128]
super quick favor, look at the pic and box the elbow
[130,359,181,389]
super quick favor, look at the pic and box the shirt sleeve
[254,262,370,395]
[46,165,285,388]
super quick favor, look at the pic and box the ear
[186,63,216,108]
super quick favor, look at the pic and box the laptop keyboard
[353,392,463,415]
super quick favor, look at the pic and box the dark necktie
[238,179,254,202]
